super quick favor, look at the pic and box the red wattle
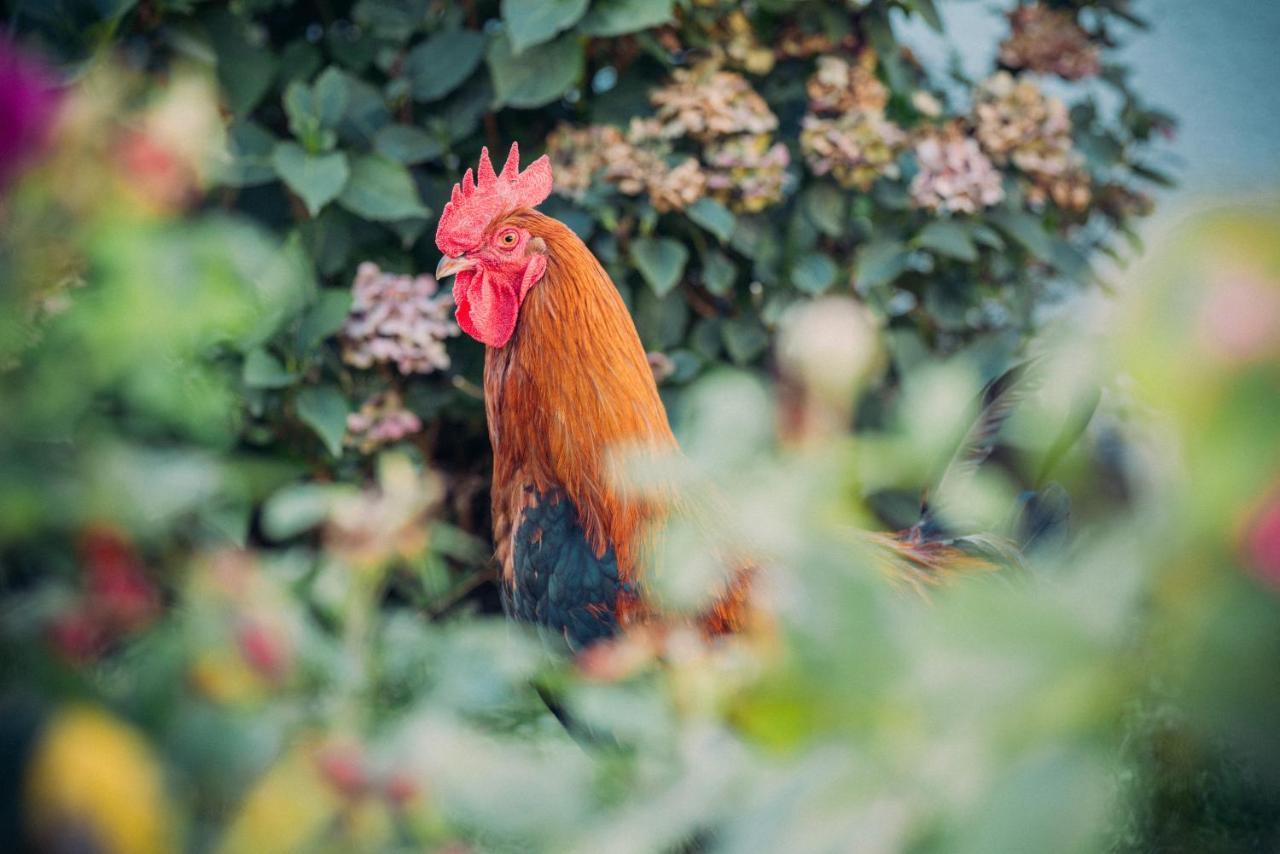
[453,268,520,349]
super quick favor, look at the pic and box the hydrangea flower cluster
[703,133,790,213]
[909,123,1006,214]
[806,52,889,116]
[547,63,788,213]
[547,121,707,214]
[340,262,458,375]
[972,72,1091,211]
[545,124,623,200]
[801,114,906,192]
[648,63,778,142]
[346,391,423,455]
[800,49,908,192]
[999,4,1101,81]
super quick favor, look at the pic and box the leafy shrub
[6,4,1277,854]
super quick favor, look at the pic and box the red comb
[435,142,553,257]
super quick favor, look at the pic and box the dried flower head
[546,123,621,200]
[999,4,1101,81]
[649,63,778,142]
[777,26,843,60]
[973,72,1090,210]
[648,156,711,213]
[703,134,790,213]
[801,113,905,191]
[346,391,423,455]
[708,10,777,74]
[547,121,709,213]
[909,123,1006,214]
[807,50,889,117]
[341,262,459,375]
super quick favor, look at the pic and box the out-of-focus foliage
[3,2,1277,853]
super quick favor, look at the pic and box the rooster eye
[499,230,518,247]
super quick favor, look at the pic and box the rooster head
[434,142,553,348]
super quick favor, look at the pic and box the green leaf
[721,317,769,365]
[206,10,276,116]
[1129,161,1176,188]
[272,142,349,217]
[863,9,908,93]
[298,209,353,277]
[487,32,584,109]
[338,155,430,221]
[631,237,689,297]
[296,386,350,457]
[701,250,737,296]
[404,29,486,102]
[802,184,846,237]
[339,73,393,144]
[1050,238,1094,284]
[501,0,589,53]
[971,224,1005,250]
[373,124,445,164]
[989,209,1054,260]
[686,198,736,243]
[635,288,689,350]
[353,0,431,41]
[853,238,911,293]
[283,71,347,151]
[279,39,323,83]
[791,254,839,295]
[915,220,978,262]
[243,348,297,389]
[297,289,353,351]
[910,0,944,33]
[312,66,350,128]
[580,0,675,36]
[214,122,278,188]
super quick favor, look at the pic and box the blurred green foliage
[1,2,1278,853]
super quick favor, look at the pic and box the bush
[5,3,1279,854]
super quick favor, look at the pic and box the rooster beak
[435,255,475,280]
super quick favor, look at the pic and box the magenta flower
[0,39,61,191]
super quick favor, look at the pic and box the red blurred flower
[314,742,370,799]
[48,526,160,662]
[381,771,420,809]
[80,525,159,631]
[0,38,61,190]
[114,128,199,212]
[47,609,105,662]
[1244,488,1280,589]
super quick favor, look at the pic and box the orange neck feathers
[484,211,676,579]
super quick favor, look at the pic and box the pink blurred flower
[345,391,423,454]
[0,39,61,190]
[1197,266,1280,364]
[236,618,292,685]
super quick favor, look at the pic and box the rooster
[434,144,1039,651]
